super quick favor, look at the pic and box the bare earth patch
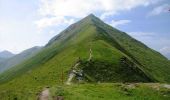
[38,88,49,100]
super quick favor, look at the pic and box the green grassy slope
[49,83,170,100]
[1,83,170,100]
[0,16,152,83]
[88,14,170,82]
[0,14,169,99]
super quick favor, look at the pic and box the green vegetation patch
[49,83,170,100]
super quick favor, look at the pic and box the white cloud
[100,0,161,19]
[109,20,131,27]
[35,17,75,31]
[160,46,170,54]
[38,0,159,17]
[148,4,170,16]
[49,30,55,35]
[160,46,170,59]
[128,32,155,37]
[100,12,117,20]
[36,0,160,31]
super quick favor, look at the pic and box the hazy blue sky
[0,0,170,58]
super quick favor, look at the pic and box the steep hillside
[0,46,42,73]
[0,14,170,99]
[88,16,170,82]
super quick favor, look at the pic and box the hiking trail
[38,88,49,100]
[66,47,93,85]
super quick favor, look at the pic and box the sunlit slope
[0,15,153,83]
[0,26,152,99]
[90,15,170,82]
[0,14,170,99]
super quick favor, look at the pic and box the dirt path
[66,48,93,85]
[66,63,80,85]
[88,48,92,61]
[163,84,170,89]
[38,88,50,100]
[66,72,76,85]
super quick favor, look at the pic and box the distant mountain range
[0,57,5,63]
[0,50,15,59]
[0,46,42,73]
[0,14,170,99]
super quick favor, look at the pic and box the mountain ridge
[0,50,15,59]
[0,14,170,99]
[0,46,42,73]
[0,14,169,83]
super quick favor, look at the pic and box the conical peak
[47,14,115,46]
[87,13,96,18]
[79,13,104,26]
[85,13,99,21]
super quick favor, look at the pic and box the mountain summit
[0,50,15,59]
[0,14,170,98]
[0,46,42,73]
